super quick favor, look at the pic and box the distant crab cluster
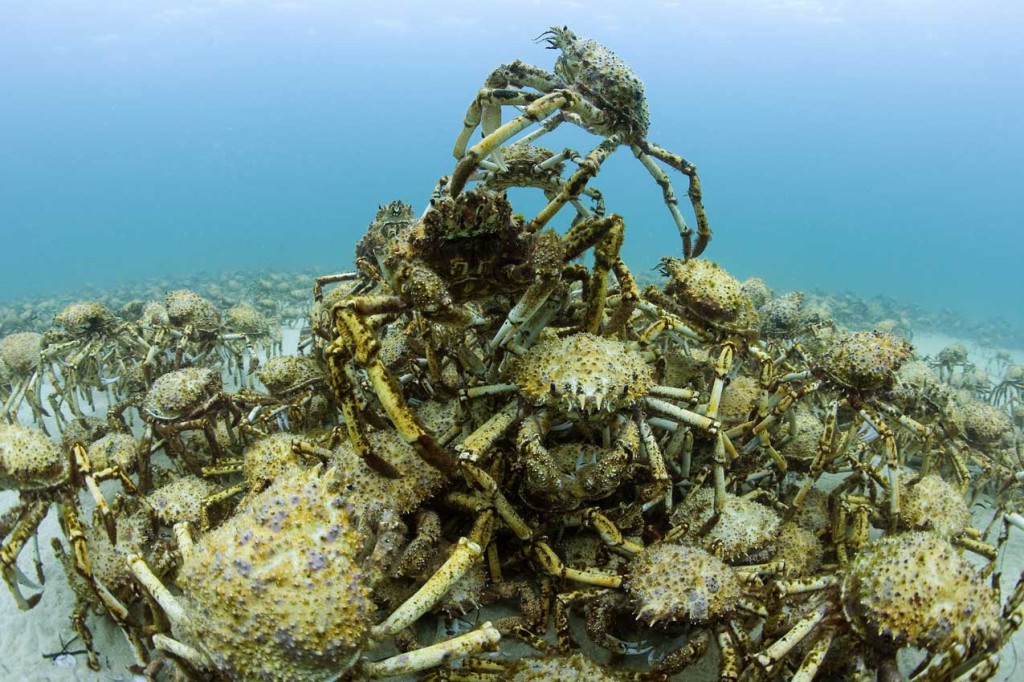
[1,25,1023,682]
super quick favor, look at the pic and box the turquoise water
[2,1,1022,325]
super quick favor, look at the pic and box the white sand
[2,325,1024,680]
[911,331,1024,368]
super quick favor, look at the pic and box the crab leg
[490,276,559,349]
[790,629,835,682]
[454,59,565,156]
[529,136,621,231]
[517,110,567,146]
[364,622,501,678]
[331,307,457,474]
[754,601,832,672]
[532,540,623,588]
[0,498,49,609]
[371,536,485,638]
[152,634,212,669]
[452,91,606,196]
[127,552,187,626]
[638,140,712,259]
[565,214,624,335]
[453,88,542,160]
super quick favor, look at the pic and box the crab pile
[2,25,1024,682]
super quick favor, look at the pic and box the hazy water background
[2,0,1022,330]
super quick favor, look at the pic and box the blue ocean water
[1,1,1022,327]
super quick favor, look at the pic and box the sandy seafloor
[2,326,1024,682]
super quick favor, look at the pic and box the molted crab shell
[512,333,653,416]
[142,367,222,420]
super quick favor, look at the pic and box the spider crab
[451,26,711,259]
[128,464,501,681]
[322,180,631,477]
[743,531,1010,681]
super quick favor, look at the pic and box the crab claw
[534,26,574,49]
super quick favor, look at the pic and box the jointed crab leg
[453,61,568,159]
[329,306,457,475]
[364,622,501,678]
[0,498,48,609]
[790,629,835,682]
[452,91,607,197]
[638,140,711,257]
[529,136,621,231]
[371,536,485,638]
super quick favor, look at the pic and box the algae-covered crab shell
[481,142,567,190]
[0,423,65,491]
[541,25,650,137]
[659,257,759,334]
[841,531,1000,652]
[414,184,518,243]
[147,475,219,526]
[165,289,221,332]
[224,303,270,337]
[669,488,781,562]
[960,399,1015,445]
[256,355,324,396]
[511,333,653,417]
[176,465,374,681]
[137,301,170,326]
[354,200,416,271]
[142,367,222,420]
[53,301,116,337]
[899,474,971,537]
[627,543,742,626]
[0,332,42,375]
[86,432,139,473]
[239,433,312,494]
[815,330,913,394]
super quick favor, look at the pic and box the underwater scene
[2,1,1024,680]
